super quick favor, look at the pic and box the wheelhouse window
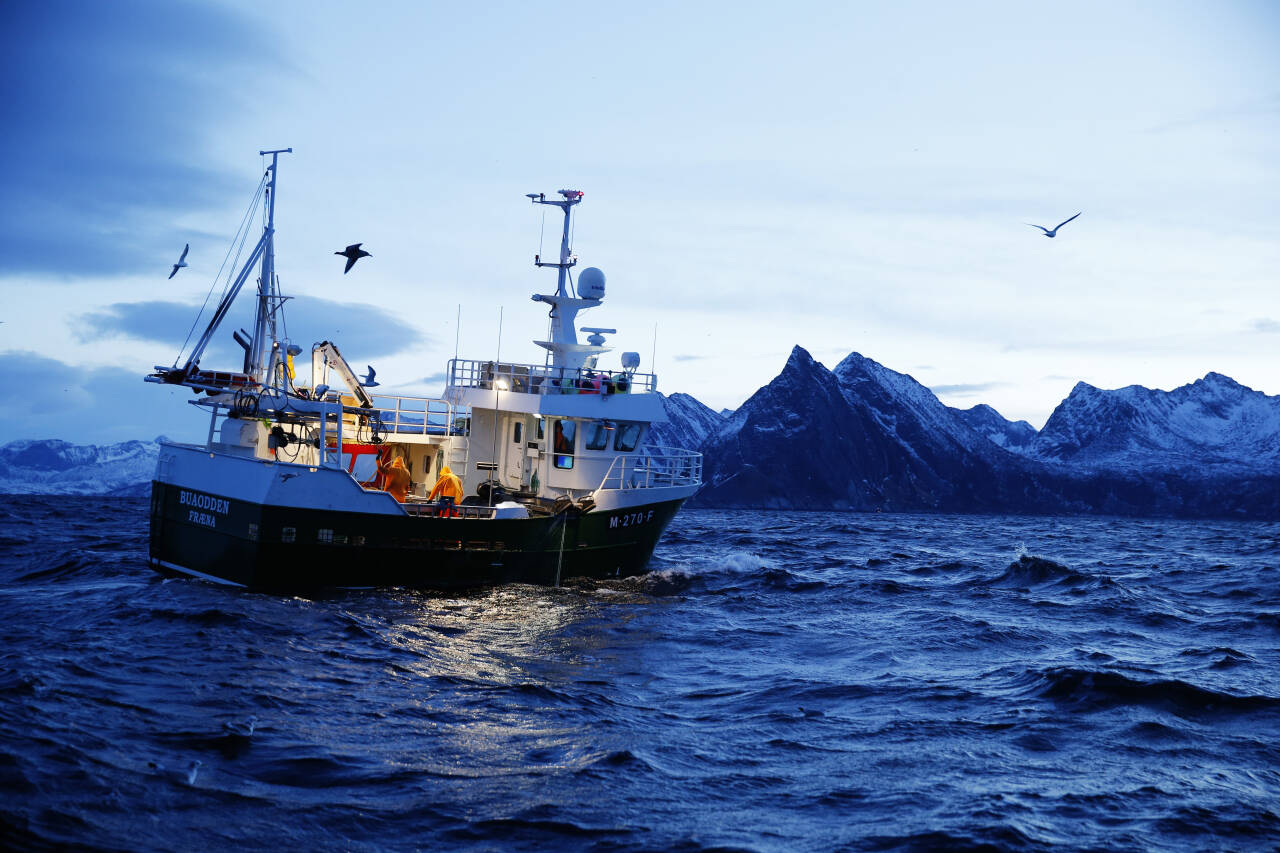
[585,421,610,451]
[614,422,642,452]
[553,419,576,469]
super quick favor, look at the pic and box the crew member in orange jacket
[377,454,412,503]
[428,465,464,504]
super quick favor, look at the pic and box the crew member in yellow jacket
[377,454,412,503]
[428,465,464,504]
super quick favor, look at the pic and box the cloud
[1253,318,1280,334]
[672,354,706,362]
[0,1,277,277]
[416,372,449,385]
[929,381,1009,397]
[0,350,208,445]
[76,297,427,362]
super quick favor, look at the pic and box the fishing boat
[145,149,701,589]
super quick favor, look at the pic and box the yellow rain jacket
[378,455,412,503]
[428,465,464,503]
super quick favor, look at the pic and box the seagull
[148,758,203,785]
[1026,212,1081,238]
[222,715,258,738]
[336,243,371,273]
[169,243,189,279]
[360,365,379,387]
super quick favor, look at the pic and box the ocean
[2,495,1278,851]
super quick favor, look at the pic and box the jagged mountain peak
[783,344,824,372]
[1032,370,1280,471]
[647,392,726,451]
[1198,371,1243,388]
[725,346,840,432]
[835,351,945,406]
[695,345,1030,510]
[951,403,1037,451]
[833,350,1003,459]
[963,403,1027,423]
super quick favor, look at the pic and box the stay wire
[174,174,268,365]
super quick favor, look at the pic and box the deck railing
[597,445,703,491]
[448,359,658,396]
[367,394,465,436]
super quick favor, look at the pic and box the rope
[554,513,567,587]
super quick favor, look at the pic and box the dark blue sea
[2,496,1278,852]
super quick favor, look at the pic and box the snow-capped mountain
[0,438,160,496]
[833,352,1012,463]
[688,348,1279,518]
[951,404,1037,451]
[647,392,726,450]
[697,346,1021,510]
[1029,373,1280,472]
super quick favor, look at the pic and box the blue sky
[2,0,1277,444]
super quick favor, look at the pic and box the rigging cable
[174,174,268,366]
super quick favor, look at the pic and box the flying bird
[336,243,371,273]
[360,365,379,387]
[1026,212,1081,238]
[169,243,189,279]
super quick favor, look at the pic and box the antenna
[488,306,504,507]
[651,322,658,382]
[453,304,461,365]
[528,189,583,298]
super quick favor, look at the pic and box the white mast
[249,148,292,386]
[527,190,612,372]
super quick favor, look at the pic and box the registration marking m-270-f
[609,510,655,529]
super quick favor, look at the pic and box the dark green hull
[149,481,684,590]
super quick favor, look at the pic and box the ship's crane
[310,341,375,408]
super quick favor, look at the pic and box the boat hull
[148,480,686,590]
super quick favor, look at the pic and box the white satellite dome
[578,267,606,299]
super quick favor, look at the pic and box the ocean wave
[759,566,827,593]
[1153,802,1280,841]
[14,555,93,583]
[986,554,1113,590]
[862,825,1049,852]
[1024,666,1280,717]
[143,607,250,628]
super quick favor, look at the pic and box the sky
[2,0,1278,445]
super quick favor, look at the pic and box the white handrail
[367,393,461,436]
[597,445,703,491]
